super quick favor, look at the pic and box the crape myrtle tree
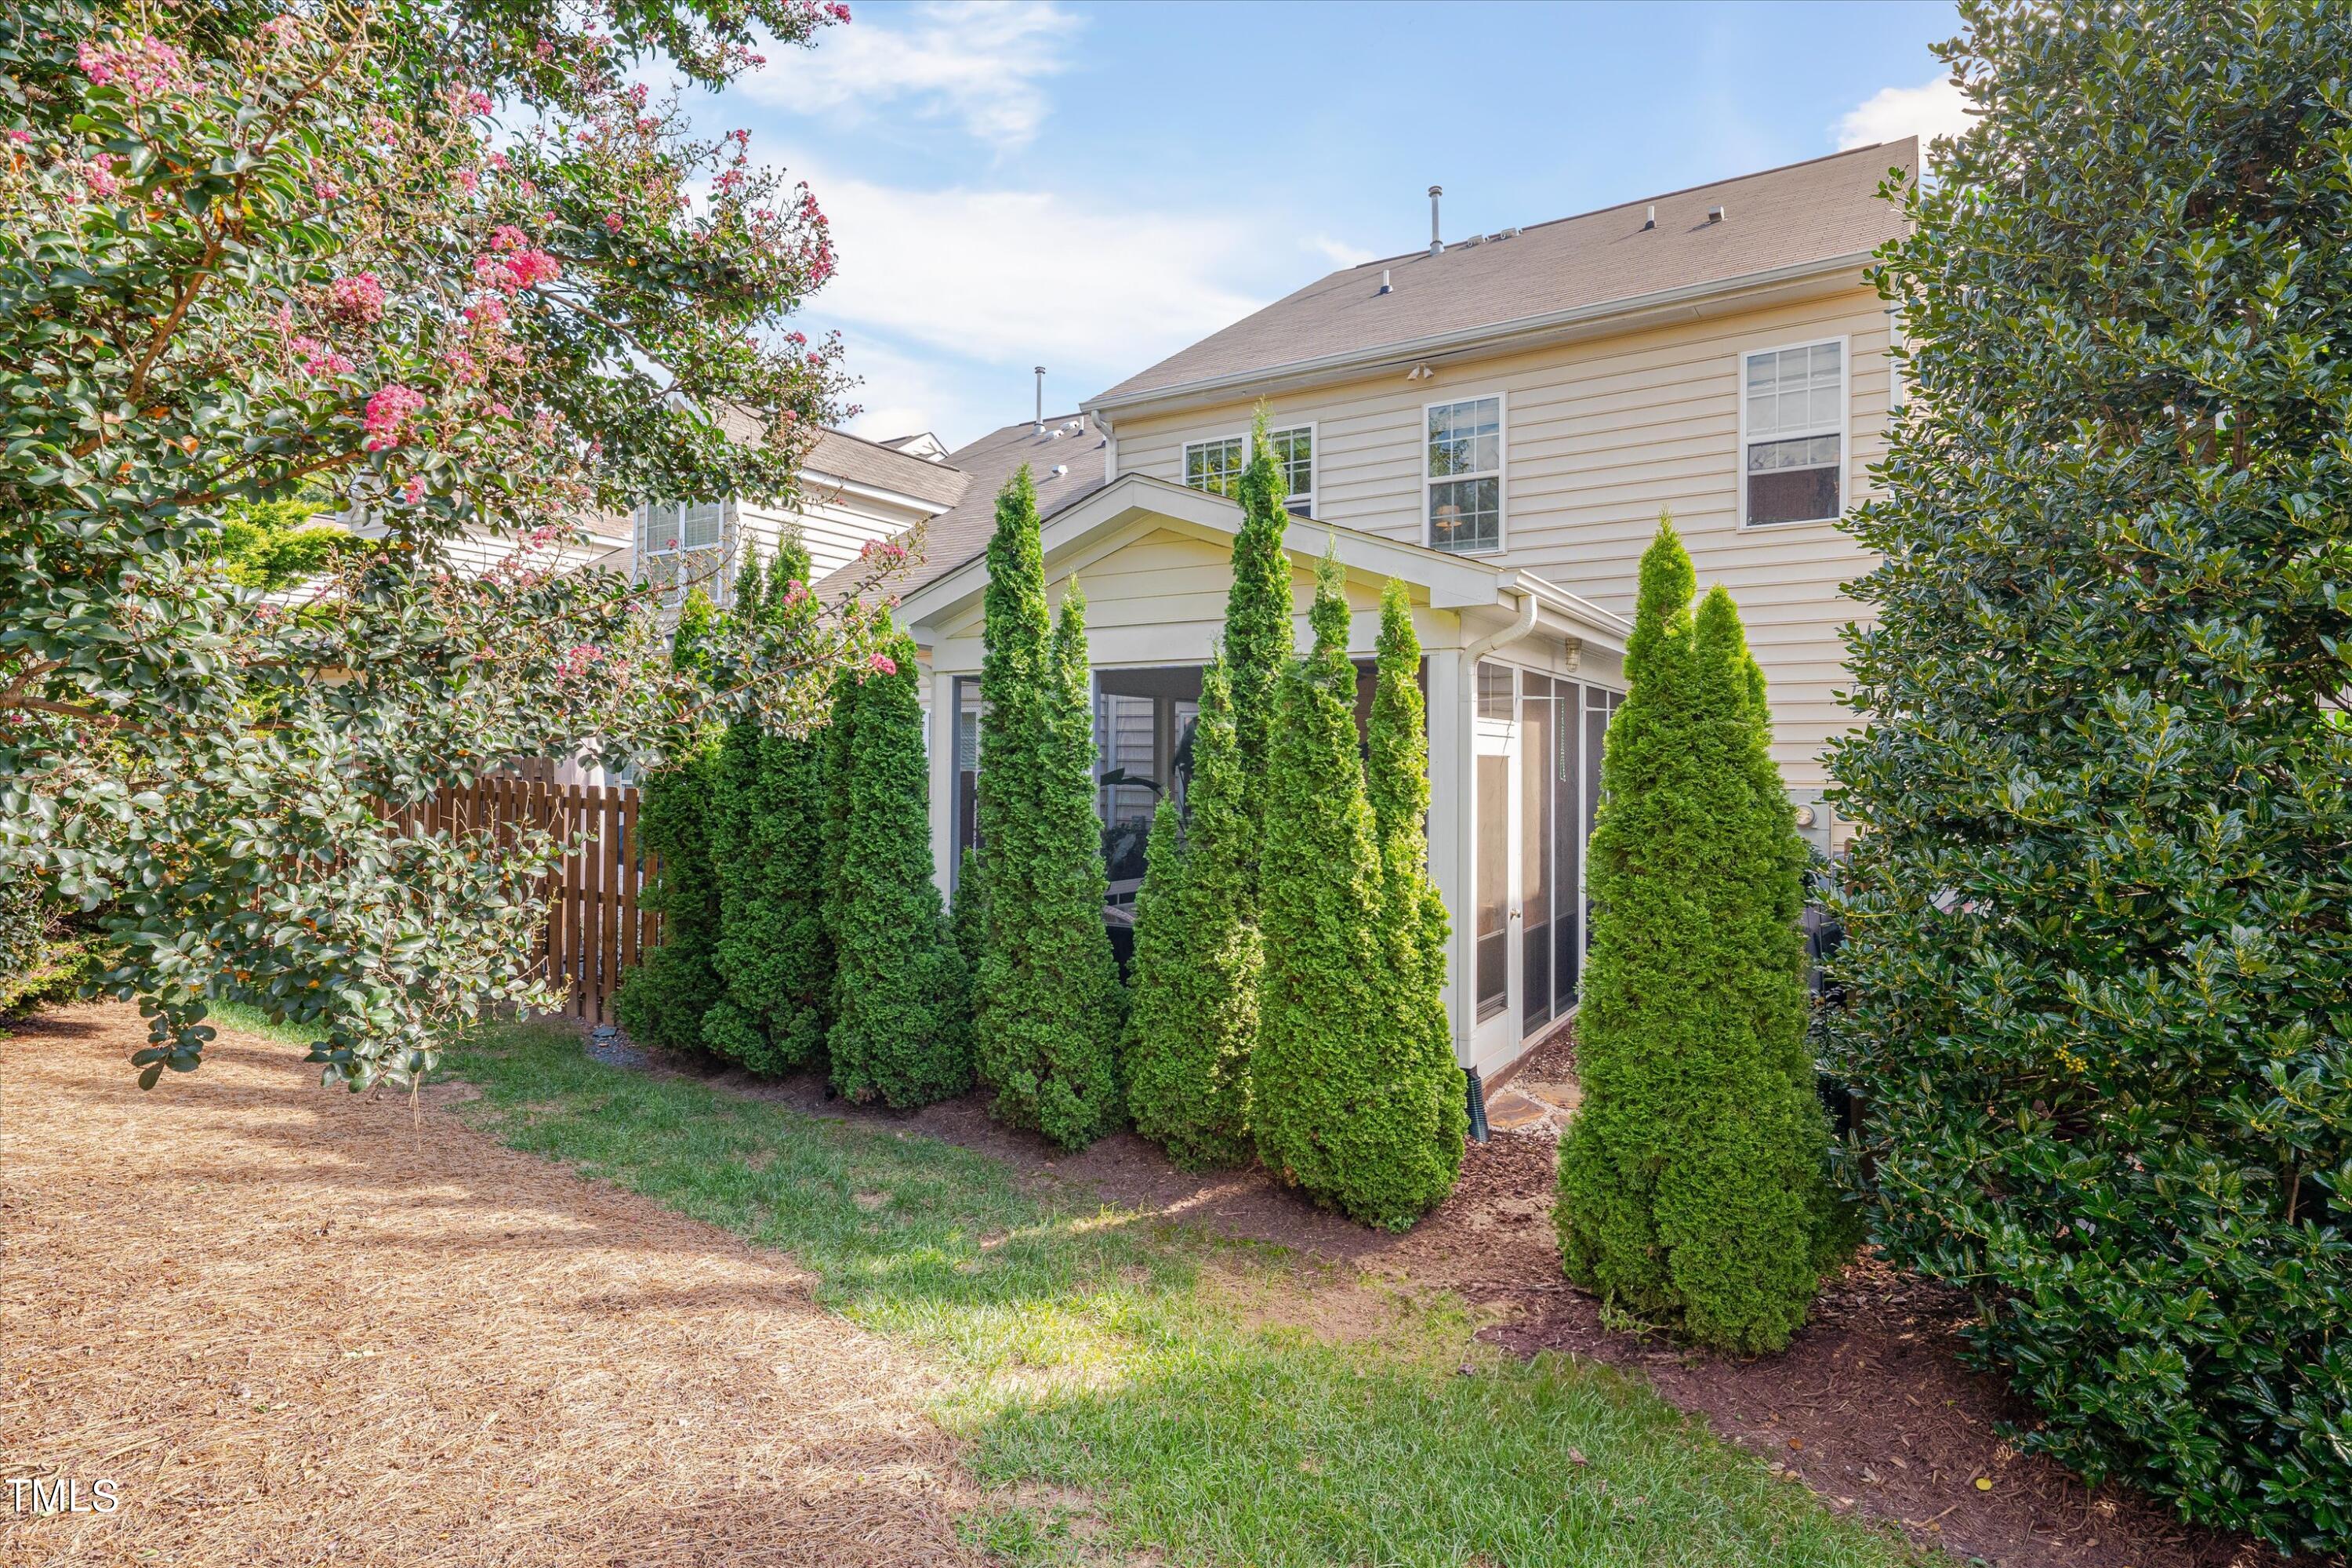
[971,468,1124,1149]
[826,632,971,1108]
[1254,551,1461,1229]
[1123,652,1258,1169]
[0,0,900,1091]
[614,586,727,1052]
[1557,522,1838,1354]
[702,536,834,1073]
[1826,0,2352,1547]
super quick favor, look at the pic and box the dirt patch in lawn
[620,1020,2284,1568]
[1,1005,982,1568]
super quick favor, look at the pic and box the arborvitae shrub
[826,635,971,1108]
[1827,4,2352,1546]
[1221,412,1294,867]
[615,587,726,1052]
[1254,553,1460,1229]
[1555,522,1837,1353]
[704,537,832,1075]
[951,845,985,978]
[1365,578,1465,1184]
[971,470,1125,1148]
[1122,653,1258,1169]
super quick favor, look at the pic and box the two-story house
[856,140,1911,1084]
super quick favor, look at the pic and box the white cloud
[1303,234,1374,270]
[806,162,1265,374]
[745,2,1080,150]
[1835,75,1973,152]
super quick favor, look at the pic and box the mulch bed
[2,1005,982,1568]
[636,1021,2289,1568]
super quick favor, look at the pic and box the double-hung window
[1183,425,1315,515]
[637,499,725,557]
[1427,395,1503,554]
[1182,436,1246,498]
[1741,340,1846,525]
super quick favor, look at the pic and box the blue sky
[654,1,1966,449]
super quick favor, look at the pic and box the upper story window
[1269,425,1312,515]
[1184,425,1314,515]
[1742,340,1846,526]
[638,499,725,557]
[1427,395,1503,555]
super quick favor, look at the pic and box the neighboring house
[631,410,970,609]
[861,139,1914,1083]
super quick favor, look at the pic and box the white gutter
[1084,250,1878,420]
[1463,585,1538,666]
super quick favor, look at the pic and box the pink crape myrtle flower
[76,36,191,99]
[5,129,32,145]
[491,223,528,252]
[289,336,354,378]
[454,169,480,194]
[601,212,622,233]
[362,384,426,451]
[77,154,125,201]
[399,475,426,505]
[327,272,385,324]
[867,652,898,676]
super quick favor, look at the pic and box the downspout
[1453,586,1537,1142]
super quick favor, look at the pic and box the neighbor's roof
[815,414,1107,602]
[713,404,970,510]
[1091,140,1915,409]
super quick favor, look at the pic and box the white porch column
[928,666,957,901]
[1424,645,1474,1067]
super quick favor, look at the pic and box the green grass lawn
[260,1011,1920,1568]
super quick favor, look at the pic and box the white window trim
[1423,390,1508,557]
[1737,335,1849,529]
[636,498,731,559]
[1181,422,1316,513]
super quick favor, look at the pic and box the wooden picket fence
[380,775,657,1025]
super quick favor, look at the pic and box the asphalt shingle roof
[1092,140,1916,406]
[712,405,970,510]
[815,415,1107,603]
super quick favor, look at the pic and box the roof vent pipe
[1428,185,1443,254]
[1643,205,1657,230]
[1033,366,1045,434]
[1377,268,1392,296]
[1706,205,1726,223]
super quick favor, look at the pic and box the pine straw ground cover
[4,1006,1923,1568]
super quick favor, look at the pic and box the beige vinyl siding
[739,485,931,582]
[1110,283,1888,787]
[932,526,1410,666]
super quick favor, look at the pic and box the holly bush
[0,0,895,1091]
[1827,0,2352,1548]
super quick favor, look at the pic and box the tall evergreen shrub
[615,587,726,1052]
[1827,3,2352,1545]
[1555,522,1837,1353]
[971,470,1125,1148]
[826,634,971,1107]
[704,536,833,1074]
[1254,553,1461,1229]
[951,846,986,978]
[1122,653,1259,1168]
[1367,579,1458,1109]
[1221,411,1294,857]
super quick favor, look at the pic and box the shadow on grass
[445,1020,1921,1568]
